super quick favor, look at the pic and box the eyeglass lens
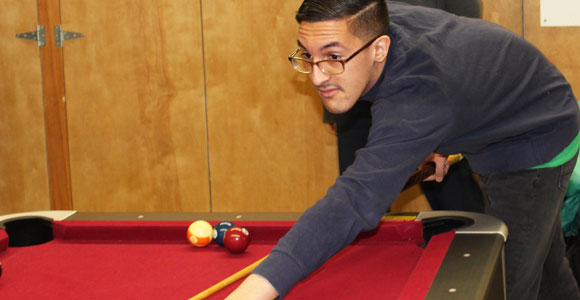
[292,59,344,75]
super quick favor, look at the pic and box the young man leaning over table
[227,1,580,299]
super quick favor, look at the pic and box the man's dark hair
[296,0,389,40]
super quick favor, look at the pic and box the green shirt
[531,130,580,169]
[532,101,580,169]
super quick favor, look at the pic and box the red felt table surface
[0,220,453,300]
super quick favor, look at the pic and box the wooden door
[482,0,523,36]
[524,0,580,96]
[0,1,50,214]
[60,0,210,212]
[202,0,339,212]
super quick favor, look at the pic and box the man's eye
[328,54,342,60]
[301,53,312,60]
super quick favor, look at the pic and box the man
[228,1,580,299]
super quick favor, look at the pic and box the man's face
[297,19,383,114]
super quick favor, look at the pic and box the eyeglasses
[288,35,381,75]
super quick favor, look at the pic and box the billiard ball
[224,226,250,253]
[187,220,213,247]
[212,221,235,247]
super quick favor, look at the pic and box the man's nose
[309,64,331,86]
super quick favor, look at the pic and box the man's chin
[322,99,355,114]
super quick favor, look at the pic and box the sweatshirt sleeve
[252,79,452,298]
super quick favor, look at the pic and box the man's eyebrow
[297,40,307,50]
[297,40,347,52]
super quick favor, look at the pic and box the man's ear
[373,35,390,63]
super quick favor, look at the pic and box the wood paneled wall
[61,1,211,212]
[524,0,580,97]
[482,0,523,36]
[1,0,337,214]
[1,0,578,214]
[202,0,338,212]
[0,1,50,214]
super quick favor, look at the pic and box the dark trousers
[335,101,484,213]
[479,155,580,300]
[421,159,485,212]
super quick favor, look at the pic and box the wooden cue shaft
[189,255,269,300]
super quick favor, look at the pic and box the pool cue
[402,154,463,190]
[189,255,269,300]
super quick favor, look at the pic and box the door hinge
[16,25,46,47]
[54,25,84,47]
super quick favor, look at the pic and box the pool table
[0,210,507,300]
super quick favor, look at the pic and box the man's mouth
[317,87,340,99]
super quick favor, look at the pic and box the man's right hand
[421,153,450,182]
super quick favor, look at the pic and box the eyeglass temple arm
[288,48,300,62]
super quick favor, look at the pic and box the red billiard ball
[224,226,250,253]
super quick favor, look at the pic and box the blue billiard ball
[212,221,235,247]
